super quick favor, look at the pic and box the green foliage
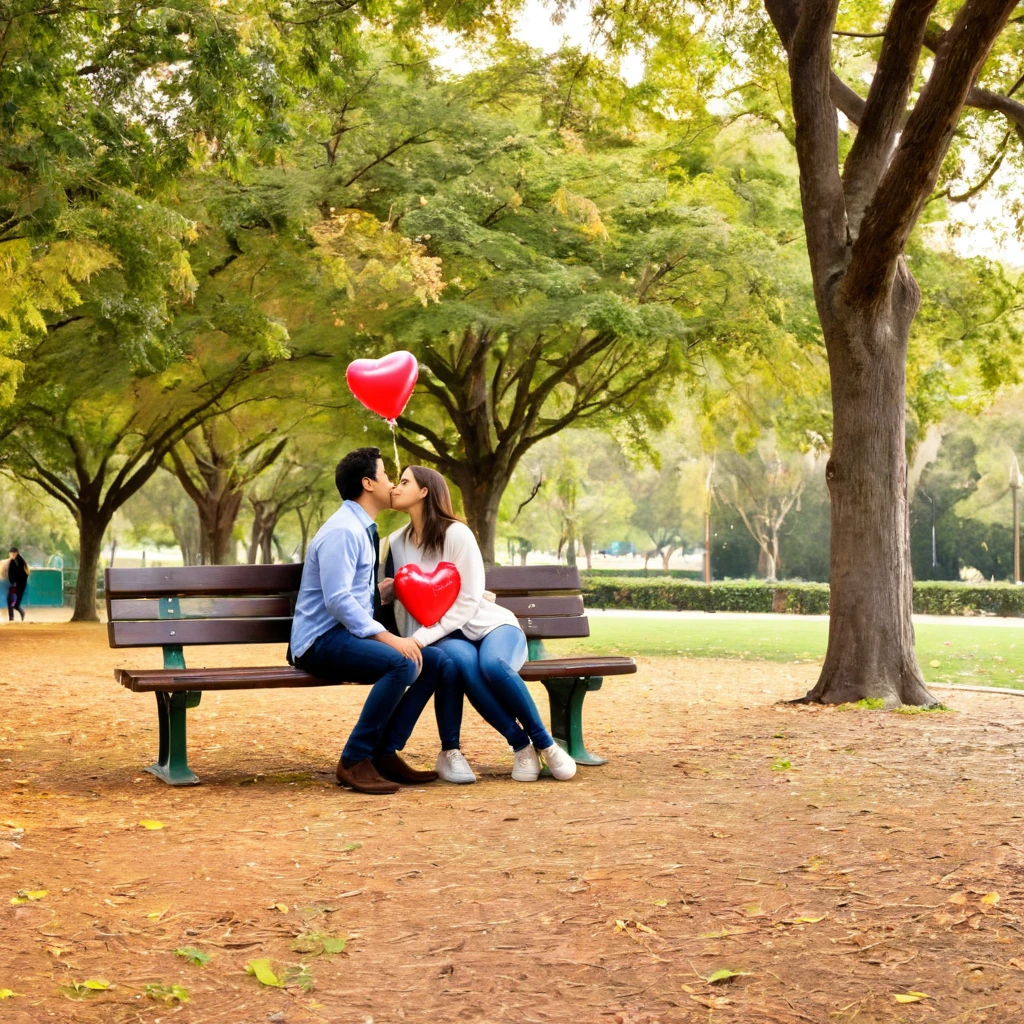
[892,703,955,715]
[837,698,887,712]
[175,947,211,968]
[144,983,189,1005]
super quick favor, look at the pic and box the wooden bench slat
[105,564,303,598]
[485,565,581,593]
[118,666,342,692]
[108,618,292,648]
[519,617,590,639]
[117,656,636,693]
[519,656,637,680]
[495,594,584,617]
[109,596,293,621]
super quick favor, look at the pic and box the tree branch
[766,0,847,286]
[847,0,1021,304]
[842,0,939,236]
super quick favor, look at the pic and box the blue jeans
[434,625,554,752]
[296,624,455,764]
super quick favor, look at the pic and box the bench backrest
[105,564,589,649]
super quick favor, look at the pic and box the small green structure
[2,567,64,608]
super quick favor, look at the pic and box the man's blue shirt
[290,500,384,658]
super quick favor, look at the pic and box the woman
[385,466,576,784]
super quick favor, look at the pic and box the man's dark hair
[336,448,383,501]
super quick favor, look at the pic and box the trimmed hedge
[912,581,1024,616]
[581,577,831,614]
[581,576,1024,616]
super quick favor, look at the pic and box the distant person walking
[5,546,29,621]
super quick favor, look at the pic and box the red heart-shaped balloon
[346,351,419,422]
[394,562,461,628]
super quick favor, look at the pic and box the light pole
[703,457,715,584]
[1011,455,1023,583]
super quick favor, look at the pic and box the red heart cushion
[346,351,419,422]
[394,562,461,628]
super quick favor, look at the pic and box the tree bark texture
[451,464,507,566]
[805,273,935,707]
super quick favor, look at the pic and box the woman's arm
[412,524,486,647]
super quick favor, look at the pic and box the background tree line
[2,0,1024,647]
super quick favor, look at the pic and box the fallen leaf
[706,968,749,984]
[787,914,827,924]
[83,980,110,991]
[291,931,346,956]
[653,899,668,908]
[245,959,283,988]
[0,989,15,1000]
[175,947,211,967]
[10,889,47,905]
[144,983,189,1005]
[270,902,288,913]
[981,892,1000,905]
[894,992,929,1004]
[138,821,164,830]
[741,904,765,918]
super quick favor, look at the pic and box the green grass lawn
[562,615,1024,690]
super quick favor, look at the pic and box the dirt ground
[4,624,1024,1023]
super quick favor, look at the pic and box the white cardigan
[387,521,520,647]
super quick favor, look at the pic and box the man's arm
[319,529,386,639]
[319,530,422,668]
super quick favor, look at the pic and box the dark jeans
[434,625,555,753]
[296,624,454,764]
[6,584,24,621]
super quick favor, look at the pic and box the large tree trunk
[454,470,506,566]
[72,514,107,622]
[805,278,935,707]
[194,489,243,565]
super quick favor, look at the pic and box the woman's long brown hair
[408,465,463,556]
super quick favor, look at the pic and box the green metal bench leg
[146,691,202,786]
[540,675,607,766]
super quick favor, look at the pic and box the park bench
[106,564,636,785]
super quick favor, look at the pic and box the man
[291,448,452,794]
[6,547,28,622]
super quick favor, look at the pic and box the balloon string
[389,420,401,476]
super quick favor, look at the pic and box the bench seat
[116,655,637,693]
[106,563,634,785]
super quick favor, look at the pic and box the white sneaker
[436,748,476,784]
[511,744,541,782]
[539,743,577,780]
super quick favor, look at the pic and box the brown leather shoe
[335,757,400,794]
[373,752,439,785]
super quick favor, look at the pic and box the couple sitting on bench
[291,446,578,794]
